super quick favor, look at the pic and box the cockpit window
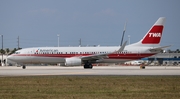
[15,52,20,54]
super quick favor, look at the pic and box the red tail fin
[141,17,165,44]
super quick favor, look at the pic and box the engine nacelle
[65,58,82,66]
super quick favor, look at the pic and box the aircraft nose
[7,55,15,61]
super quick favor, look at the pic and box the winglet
[115,41,127,53]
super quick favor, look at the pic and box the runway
[0,66,180,76]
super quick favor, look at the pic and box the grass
[0,76,180,99]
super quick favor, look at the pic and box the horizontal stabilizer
[149,45,171,52]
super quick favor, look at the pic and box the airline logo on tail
[140,17,165,44]
[142,25,163,44]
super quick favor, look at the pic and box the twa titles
[149,33,161,37]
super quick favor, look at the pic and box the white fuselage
[7,44,156,65]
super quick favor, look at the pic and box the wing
[81,41,127,61]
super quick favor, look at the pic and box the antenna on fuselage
[120,20,127,46]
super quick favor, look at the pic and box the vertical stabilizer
[141,17,165,44]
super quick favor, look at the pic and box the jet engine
[65,58,82,66]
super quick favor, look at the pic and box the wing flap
[81,41,127,60]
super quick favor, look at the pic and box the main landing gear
[84,61,93,69]
[22,65,26,69]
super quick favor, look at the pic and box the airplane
[7,17,168,69]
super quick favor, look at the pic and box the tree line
[166,49,180,53]
[0,48,22,55]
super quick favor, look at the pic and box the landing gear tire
[22,65,26,69]
[84,62,93,69]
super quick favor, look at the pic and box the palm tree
[5,48,10,55]
[0,49,5,54]
[9,48,17,55]
[176,49,180,53]
[167,49,172,53]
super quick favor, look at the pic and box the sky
[0,0,180,50]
